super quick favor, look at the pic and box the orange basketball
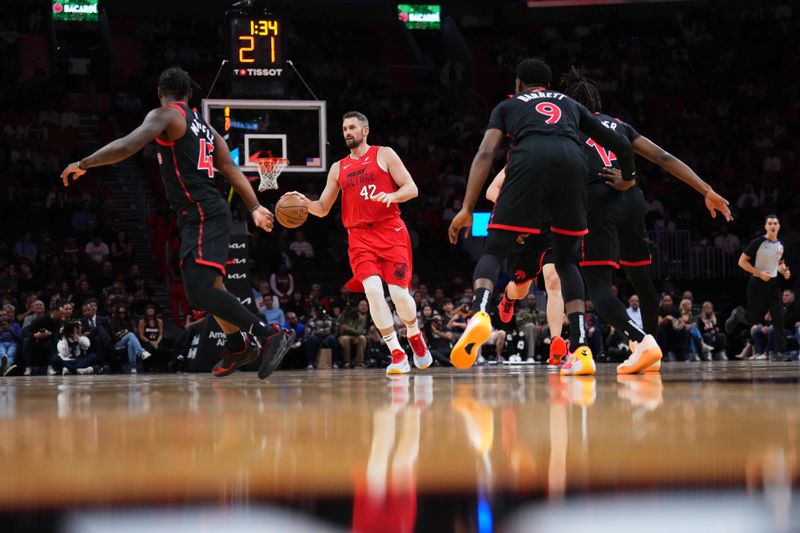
[275,195,308,228]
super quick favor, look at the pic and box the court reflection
[0,366,797,513]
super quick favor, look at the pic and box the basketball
[275,195,308,228]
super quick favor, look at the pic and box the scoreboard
[227,8,286,97]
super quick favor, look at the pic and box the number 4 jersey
[155,102,226,215]
[580,113,641,186]
[338,145,401,228]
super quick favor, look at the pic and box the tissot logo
[234,68,284,77]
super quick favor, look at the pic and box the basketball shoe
[212,331,262,377]
[450,311,492,369]
[386,349,411,375]
[498,293,515,323]
[408,333,433,369]
[617,335,662,375]
[559,346,596,376]
[258,328,296,380]
[547,336,568,368]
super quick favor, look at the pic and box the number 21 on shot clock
[229,14,285,78]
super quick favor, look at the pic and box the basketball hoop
[256,157,289,191]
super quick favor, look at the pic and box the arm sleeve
[743,237,761,258]
[486,101,507,132]
[79,336,91,349]
[579,106,635,181]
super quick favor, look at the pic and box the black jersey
[486,88,635,181]
[580,113,641,187]
[155,102,225,215]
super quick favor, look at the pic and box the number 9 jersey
[337,145,401,229]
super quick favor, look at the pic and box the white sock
[406,320,420,337]
[383,331,403,353]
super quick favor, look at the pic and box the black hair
[765,214,779,222]
[158,67,192,100]
[560,66,602,113]
[343,110,369,126]
[516,58,552,88]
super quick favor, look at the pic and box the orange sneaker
[560,346,596,376]
[450,311,492,369]
[617,335,662,375]
[548,336,568,367]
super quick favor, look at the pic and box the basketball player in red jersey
[280,111,433,375]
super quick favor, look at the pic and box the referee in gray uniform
[726,214,792,359]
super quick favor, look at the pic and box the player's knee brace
[388,284,416,322]
[362,275,394,330]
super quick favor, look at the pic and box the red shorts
[345,219,413,291]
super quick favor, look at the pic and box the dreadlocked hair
[560,66,602,113]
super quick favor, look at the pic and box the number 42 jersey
[338,145,401,228]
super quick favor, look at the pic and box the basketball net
[256,157,289,191]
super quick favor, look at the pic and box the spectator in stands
[736,184,759,210]
[657,294,682,361]
[17,263,39,294]
[84,235,110,265]
[22,299,45,328]
[676,298,699,361]
[751,317,771,360]
[51,320,96,375]
[305,306,335,370]
[338,299,369,368]
[585,300,603,358]
[137,304,164,360]
[24,302,64,375]
[111,230,135,264]
[73,278,97,309]
[109,303,151,374]
[80,299,112,369]
[289,231,314,259]
[714,225,741,255]
[627,294,643,330]
[14,231,38,266]
[130,276,154,316]
[444,298,468,340]
[71,201,97,234]
[172,309,207,369]
[425,314,453,366]
[269,265,294,304]
[0,307,22,376]
[0,264,18,295]
[766,289,800,361]
[263,293,286,327]
[286,290,307,320]
[103,276,132,308]
[515,295,547,361]
[697,301,727,360]
[306,283,330,313]
[56,282,74,306]
[93,260,115,293]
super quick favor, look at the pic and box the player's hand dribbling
[600,167,635,191]
[251,206,274,232]
[279,191,309,207]
[448,209,473,245]
[704,190,733,222]
[61,161,86,187]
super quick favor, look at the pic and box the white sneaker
[386,350,411,375]
[77,367,94,375]
[752,353,767,360]
[47,366,56,376]
[130,368,138,374]
[62,367,70,376]
[408,333,433,370]
[305,364,314,370]
[140,350,152,360]
[24,367,31,376]
[617,335,663,375]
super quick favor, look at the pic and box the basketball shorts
[177,199,233,275]
[346,218,413,290]
[490,135,587,237]
[580,184,651,269]
[507,226,554,284]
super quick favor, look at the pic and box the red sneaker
[547,336,568,367]
[498,294,515,323]
[408,333,433,369]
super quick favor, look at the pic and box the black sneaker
[724,306,746,334]
[212,332,261,377]
[0,355,7,376]
[771,352,792,362]
[257,328,296,380]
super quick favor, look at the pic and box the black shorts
[177,199,232,276]
[490,135,587,236]
[508,226,554,283]
[580,184,651,269]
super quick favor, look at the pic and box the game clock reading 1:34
[230,16,285,78]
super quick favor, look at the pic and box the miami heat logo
[394,262,409,280]
[514,269,527,281]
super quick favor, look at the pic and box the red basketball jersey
[338,145,401,228]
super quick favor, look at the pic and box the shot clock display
[229,15,285,79]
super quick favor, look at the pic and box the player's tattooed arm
[448,128,504,244]
[632,136,732,222]
[281,162,341,217]
[62,107,177,186]
[371,147,418,206]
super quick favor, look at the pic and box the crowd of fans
[1,2,799,375]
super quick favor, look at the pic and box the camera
[62,320,82,338]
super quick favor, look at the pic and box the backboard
[202,99,327,174]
